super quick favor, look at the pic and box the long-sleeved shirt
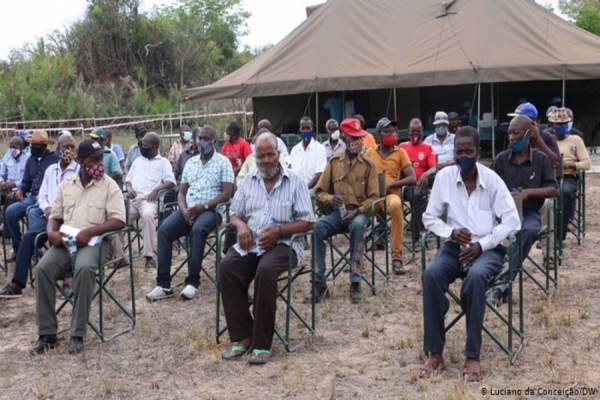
[423,163,521,252]
[315,151,379,215]
[38,161,80,211]
[18,151,61,196]
[0,151,30,187]
[556,134,591,176]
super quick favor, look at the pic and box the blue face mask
[300,131,313,142]
[182,131,192,142]
[554,124,569,136]
[435,127,447,137]
[455,155,478,175]
[509,132,529,154]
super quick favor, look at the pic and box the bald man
[251,119,288,157]
[125,132,176,268]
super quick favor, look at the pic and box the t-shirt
[221,139,252,171]
[323,97,343,123]
[364,146,412,191]
[399,141,436,180]
[362,133,377,150]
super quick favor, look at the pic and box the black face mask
[140,147,153,159]
[31,146,45,157]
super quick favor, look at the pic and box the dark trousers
[560,175,578,241]
[510,208,540,279]
[402,186,426,241]
[12,214,48,288]
[156,209,217,288]
[422,241,505,359]
[5,196,38,253]
[218,244,297,350]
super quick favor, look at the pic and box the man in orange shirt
[365,118,416,275]
[354,114,377,149]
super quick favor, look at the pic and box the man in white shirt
[288,117,327,194]
[418,127,520,382]
[424,111,456,169]
[125,132,176,268]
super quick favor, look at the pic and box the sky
[0,0,322,60]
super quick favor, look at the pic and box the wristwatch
[203,203,210,210]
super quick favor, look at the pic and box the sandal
[418,357,446,378]
[392,260,406,275]
[462,359,483,382]
[247,349,272,365]
[221,344,249,361]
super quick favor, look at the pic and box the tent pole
[491,83,496,159]
[562,78,566,106]
[316,92,319,135]
[393,88,398,122]
[477,82,481,131]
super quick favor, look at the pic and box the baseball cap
[507,102,538,119]
[432,111,449,126]
[17,129,31,140]
[340,118,368,137]
[546,105,557,118]
[89,128,106,139]
[447,112,459,120]
[375,117,398,133]
[78,139,104,159]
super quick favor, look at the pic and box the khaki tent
[183,0,600,102]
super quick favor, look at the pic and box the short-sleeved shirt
[103,149,122,176]
[362,133,377,150]
[109,144,125,162]
[365,145,412,186]
[424,133,456,164]
[168,140,186,166]
[50,174,126,231]
[221,138,252,170]
[288,139,327,185]
[126,154,176,198]
[491,148,558,211]
[323,97,343,123]
[323,139,346,159]
[182,153,234,208]
[399,141,436,180]
[125,144,142,170]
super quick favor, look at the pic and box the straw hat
[24,130,55,145]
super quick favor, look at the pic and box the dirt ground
[1,174,599,400]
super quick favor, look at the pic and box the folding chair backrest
[554,154,564,179]
[377,171,386,197]
[511,187,524,222]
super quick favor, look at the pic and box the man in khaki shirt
[311,118,379,304]
[30,139,126,355]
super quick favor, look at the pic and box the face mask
[347,139,363,155]
[10,148,21,159]
[567,122,573,131]
[381,134,397,147]
[300,131,313,142]
[140,147,153,159]
[197,140,214,155]
[331,130,340,140]
[60,148,77,164]
[509,132,529,154]
[31,146,45,158]
[182,131,192,142]
[409,133,422,145]
[435,127,447,137]
[85,162,104,180]
[256,161,280,180]
[554,124,569,136]
[455,156,478,175]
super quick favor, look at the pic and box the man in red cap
[309,118,380,304]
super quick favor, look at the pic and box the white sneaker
[145,286,174,301]
[180,284,198,300]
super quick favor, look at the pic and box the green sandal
[221,345,249,361]
[247,349,272,365]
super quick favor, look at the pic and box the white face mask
[331,130,340,140]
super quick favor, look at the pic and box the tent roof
[184,0,600,102]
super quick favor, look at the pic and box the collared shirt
[288,139,327,185]
[38,161,80,211]
[315,151,380,214]
[125,144,142,170]
[365,145,412,185]
[231,166,315,261]
[399,141,436,180]
[556,134,591,176]
[182,152,234,208]
[50,174,126,230]
[251,137,289,158]
[126,154,176,198]
[323,139,346,159]
[423,163,521,252]
[168,140,187,166]
[19,151,61,196]
[0,151,30,187]
[491,148,558,211]
[103,149,122,176]
[424,133,456,164]
[362,133,377,150]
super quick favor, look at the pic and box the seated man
[424,111,455,169]
[250,119,288,157]
[237,128,288,187]
[89,128,123,183]
[365,117,416,275]
[105,130,126,171]
[549,107,591,240]
[125,125,147,171]
[221,121,252,177]
[219,133,314,365]
[399,118,437,245]
[322,118,345,160]
[288,117,327,194]
[5,130,60,261]
[310,118,380,304]
[146,125,234,301]
[0,133,79,298]
[30,139,126,354]
[419,127,520,382]
[174,128,199,190]
[168,125,192,169]
[125,132,176,268]
[353,114,377,150]
[0,136,30,199]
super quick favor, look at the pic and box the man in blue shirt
[105,130,125,171]
[125,125,147,171]
[0,136,30,198]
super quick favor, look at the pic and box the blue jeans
[510,208,540,279]
[422,241,505,359]
[12,214,48,288]
[156,209,217,288]
[313,210,370,284]
[5,196,38,254]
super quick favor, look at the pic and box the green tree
[559,0,600,35]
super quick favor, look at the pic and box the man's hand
[236,224,254,251]
[75,228,94,248]
[451,228,472,246]
[147,188,159,203]
[127,187,137,200]
[331,194,345,209]
[459,243,482,266]
[385,183,396,194]
[417,176,429,193]
[258,225,281,251]
[44,207,52,220]
[0,182,8,192]
[528,122,541,145]
[48,231,69,249]
[180,207,193,225]
[341,209,359,225]
[187,204,204,221]
[15,189,24,202]
[564,161,577,170]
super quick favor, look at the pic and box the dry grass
[1,176,600,399]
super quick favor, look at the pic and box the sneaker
[180,284,198,300]
[303,283,329,304]
[145,286,174,301]
[145,257,156,268]
[60,283,73,299]
[0,284,23,299]
[350,282,362,304]
[487,287,508,307]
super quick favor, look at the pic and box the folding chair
[566,171,585,245]
[215,227,315,352]
[1,196,38,275]
[420,204,524,365]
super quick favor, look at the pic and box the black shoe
[350,282,362,304]
[145,257,156,268]
[303,283,329,304]
[60,283,73,299]
[30,335,58,355]
[0,284,23,298]
[487,287,508,307]
[6,253,16,262]
[67,336,84,354]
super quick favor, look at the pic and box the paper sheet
[59,225,100,246]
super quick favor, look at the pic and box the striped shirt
[231,165,315,261]
[182,153,234,208]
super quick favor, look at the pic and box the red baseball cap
[340,118,368,137]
